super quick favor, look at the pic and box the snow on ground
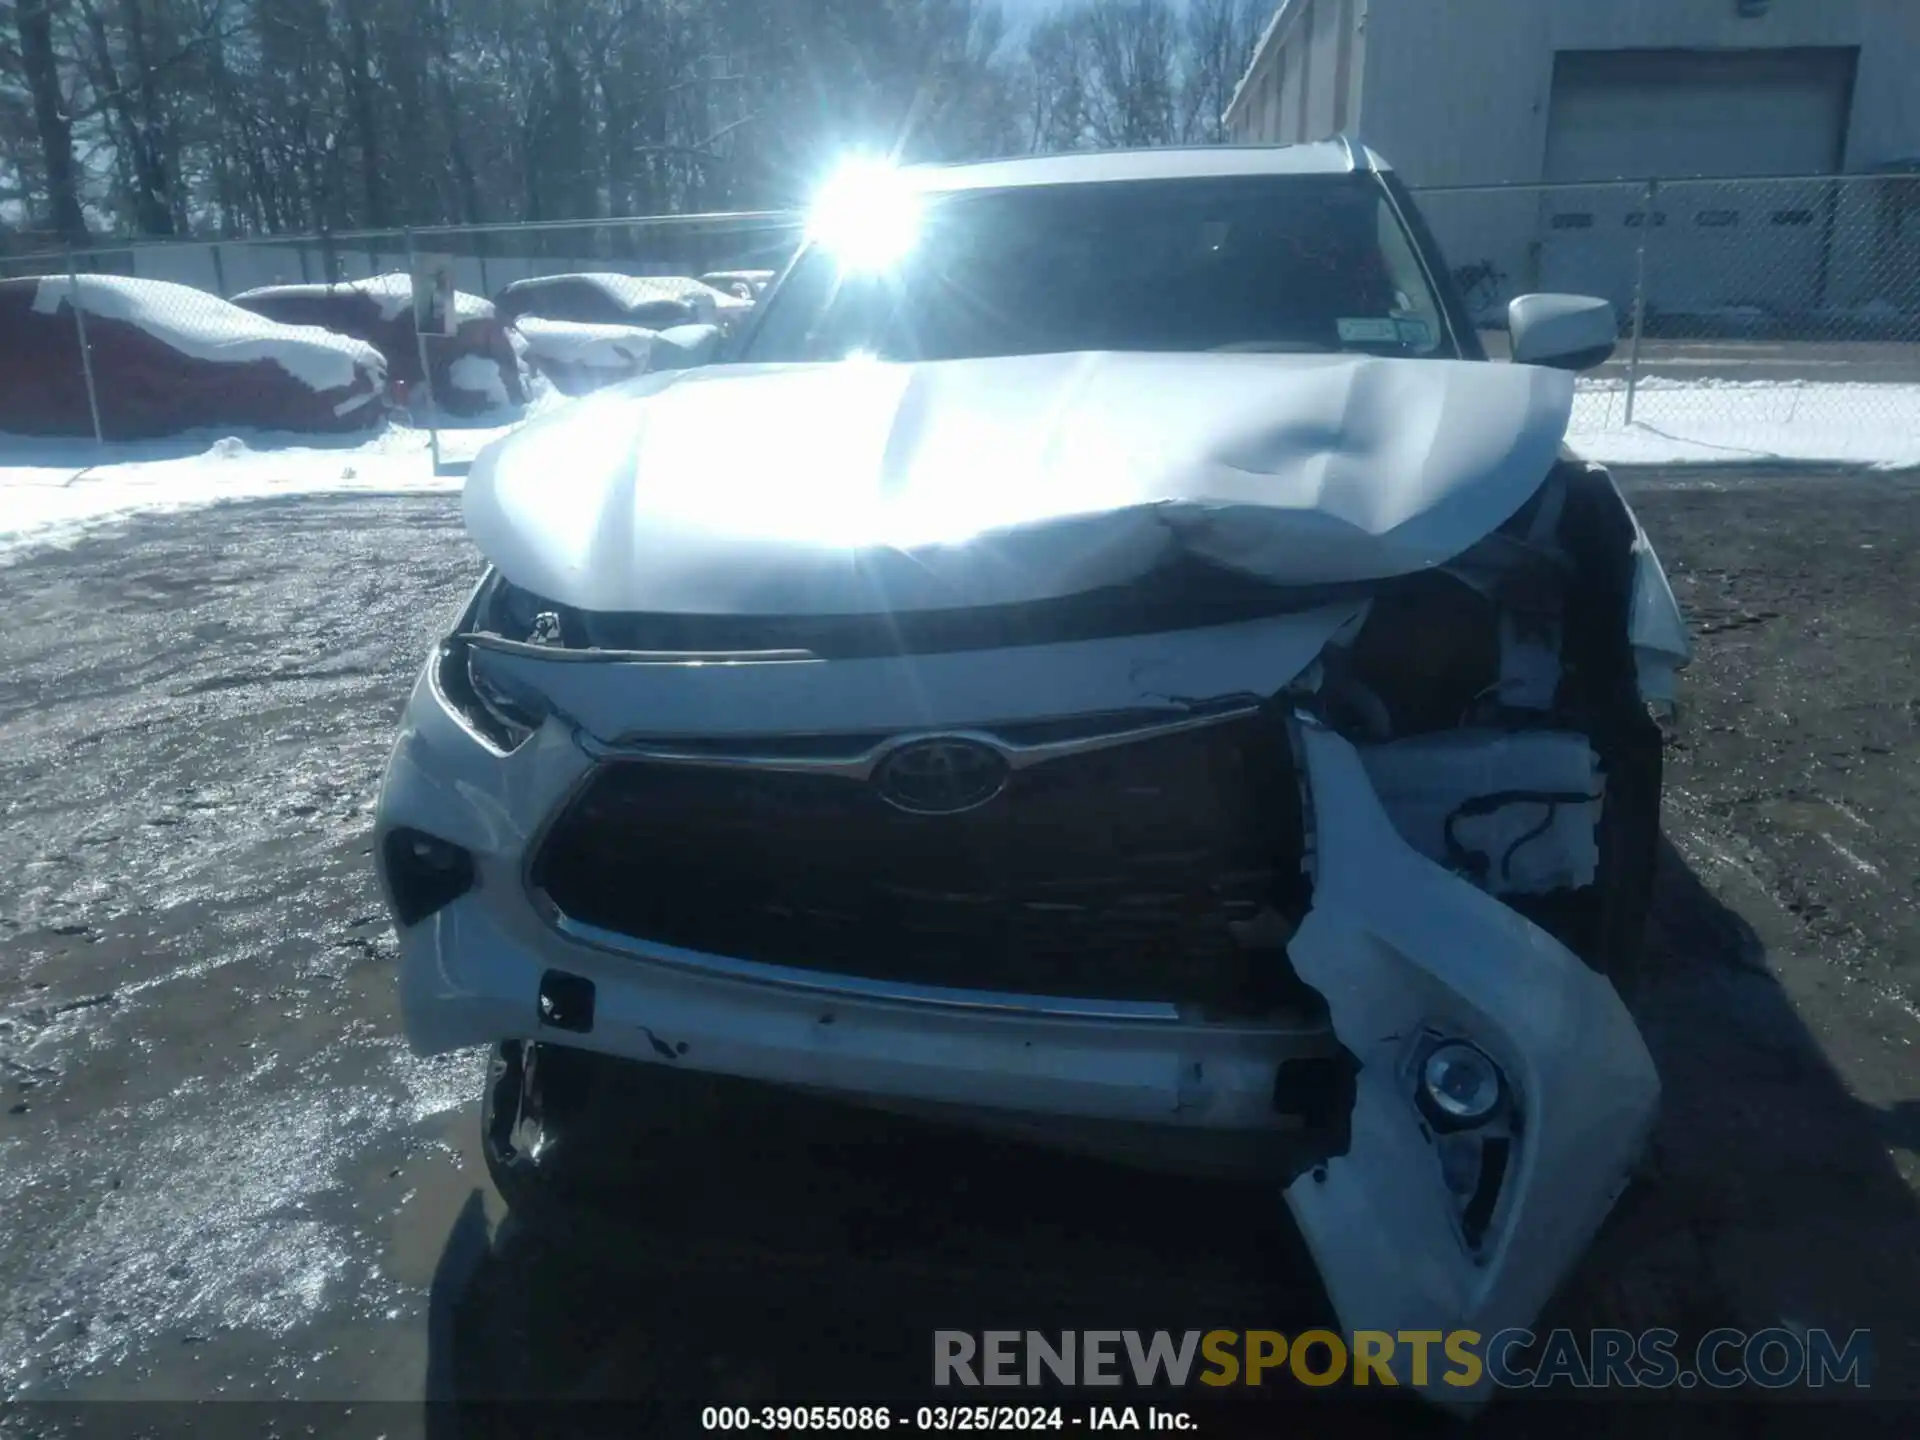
[1,428,459,557]
[4,376,1915,557]
[1566,378,1920,469]
[230,272,495,324]
[30,275,385,392]
[0,391,565,556]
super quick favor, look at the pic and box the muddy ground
[1,468,1918,1437]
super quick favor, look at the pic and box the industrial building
[1224,0,1920,322]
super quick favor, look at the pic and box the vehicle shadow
[1520,837,1920,1430]
[420,1108,1372,1437]
[419,837,1920,1438]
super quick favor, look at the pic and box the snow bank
[32,275,384,394]
[1567,377,1920,469]
[230,272,494,324]
[511,316,656,369]
[0,428,457,555]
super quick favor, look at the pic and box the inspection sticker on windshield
[1396,318,1434,346]
[1338,317,1402,344]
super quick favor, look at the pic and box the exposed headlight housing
[436,571,567,751]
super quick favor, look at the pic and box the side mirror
[1508,294,1617,372]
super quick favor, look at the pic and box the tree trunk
[338,0,389,229]
[16,0,89,243]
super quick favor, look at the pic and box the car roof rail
[1334,134,1376,173]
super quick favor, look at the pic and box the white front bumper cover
[1285,721,1659,1410]
[375,640,1658,1416]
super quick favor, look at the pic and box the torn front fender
[1283,722,1659,1410]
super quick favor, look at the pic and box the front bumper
[376,653,1335,1135]
[375,632,1658,1412]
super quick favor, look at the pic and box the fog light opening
[383,827,477,927]
[1420,1040,1505,1129]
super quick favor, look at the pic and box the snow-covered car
[493,272,754,334]
[231,273,523,417]
[509,315,723,396]
[0,274,387,439]
[375,142,1690,1410]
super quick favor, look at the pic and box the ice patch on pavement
[0,1039,478,1391]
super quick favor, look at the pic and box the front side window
[745,173,1458,364]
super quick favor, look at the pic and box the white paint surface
[464,350,1576,615]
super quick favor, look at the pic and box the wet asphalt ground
[2,469,1919,1437]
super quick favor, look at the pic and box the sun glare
[807,157,922,271]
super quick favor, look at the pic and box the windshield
[744,173,1458,364]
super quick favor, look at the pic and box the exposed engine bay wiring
[1443,789,1602,885]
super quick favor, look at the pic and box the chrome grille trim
[577,704,1263,780]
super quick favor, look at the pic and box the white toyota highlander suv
[374,139,1690,1408]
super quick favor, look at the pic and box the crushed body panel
[463,350,1575,616]
[1283,723,1660,1409]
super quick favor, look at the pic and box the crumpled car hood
[465,350,1575,615]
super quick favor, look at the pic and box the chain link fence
[3,169,1917,468]
[1416,170,1920,460]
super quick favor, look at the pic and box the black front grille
[533,713,1312,1010]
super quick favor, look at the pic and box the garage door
[1537,49,1855,317]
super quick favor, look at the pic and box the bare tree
[1022,12,1088,154]
[0,0,1241,247]
[1180,0,1264,143]
[13,0,90,241]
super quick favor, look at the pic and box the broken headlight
[475,571,571,647]
[439,572,568,750]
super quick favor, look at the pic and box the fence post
[1624,178,1657,428]
[65,246,107,449]
[405,227,445,475]
[209,241,227,297]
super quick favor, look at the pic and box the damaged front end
[1285,459,1670,1405]
[386,443,1680,1412]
